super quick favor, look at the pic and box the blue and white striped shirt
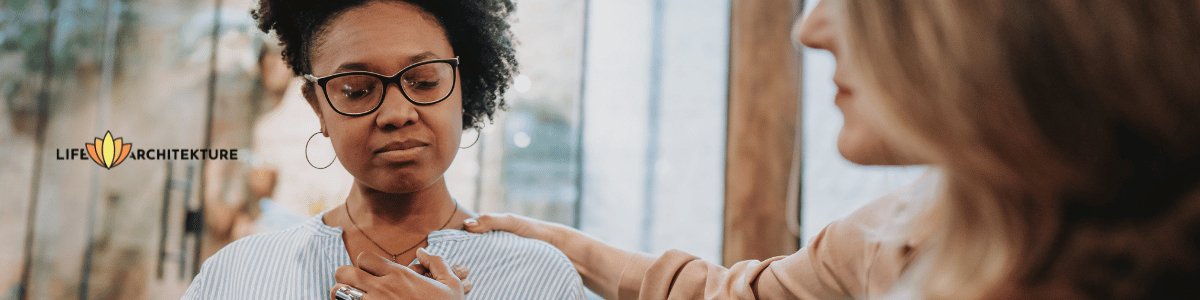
[183,212,586,299]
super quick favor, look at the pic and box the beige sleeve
[614,196,904,300]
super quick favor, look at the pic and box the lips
[833,79,853,107]
[374,140,429,153]
[833,77,851,93]
[373,140,430,162]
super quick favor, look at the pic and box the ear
[301,82,328,137]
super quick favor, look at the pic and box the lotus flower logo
[86,131,133,169]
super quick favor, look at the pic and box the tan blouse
[615,186,926,299]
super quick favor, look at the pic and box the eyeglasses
[303,57,460,116]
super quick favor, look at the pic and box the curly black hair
[252,0,518,129]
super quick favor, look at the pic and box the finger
[335,265,373,285]
[464,213,526,234]
[334,266,380,293]
[356,252,404,277]
[451,264,469,280]
[415,248,460,287]
[329,283,344,300]
[386,255,434,282]
[462,217,483,232]
[329,283,367,300]
[462,279,473,295]
[407,261,431,278]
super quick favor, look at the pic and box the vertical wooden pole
[723,0,802,265]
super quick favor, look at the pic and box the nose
[374,82,420,130]
[795,0,834,52]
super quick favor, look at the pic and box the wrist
[539,222,573,248]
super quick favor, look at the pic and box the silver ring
[335,285,366,300]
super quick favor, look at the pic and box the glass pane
[16,0,135,298]
[0,0,253,298]
[575,0,730,263]
[445,0,586,226]
[0,0,55,297]
[327,75,384,113]
[400,62,455,103]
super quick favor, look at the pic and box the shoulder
[206,213,339,261]
[438,230,572,266]
[430,230,585,299]
[184,226,319,298]
[190,225,317,282]
[211,226,311,261]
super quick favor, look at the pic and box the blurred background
[0,0,920,298]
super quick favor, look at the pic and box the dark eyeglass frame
[303,56,460,116]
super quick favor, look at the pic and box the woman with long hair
[842,1,1200,298]
[465,0,1200,298]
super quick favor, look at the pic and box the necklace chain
[345,199,459,263]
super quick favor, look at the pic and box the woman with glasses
[182,0,585,299]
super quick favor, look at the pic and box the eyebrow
[331,51,441,74]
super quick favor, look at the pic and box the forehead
[311,1,454,75]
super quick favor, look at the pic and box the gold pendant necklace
[345,199,459,263]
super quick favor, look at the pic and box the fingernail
[464,218,478,226]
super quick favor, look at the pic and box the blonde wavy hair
[837,0,1200,298]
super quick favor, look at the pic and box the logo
[86,131,133,169]
[57,131,239,169]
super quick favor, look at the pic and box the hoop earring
[306,131,336,169]
[459,128,481,149]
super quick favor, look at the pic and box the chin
[837,128,924,166]
[836,126,890,166]
[360,170,431,194]
[368,181,429,195]
[837,143,880,165]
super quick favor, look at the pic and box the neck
[345,177,456,229]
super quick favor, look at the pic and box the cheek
[429,98,464,158]
[837,104,871,152]
[837,89,933,165]
[317,104,372,168]
[835,93,892,164]
[836,118,884,164]
[846,84,895,138]
[837,93,872,137]
[327,119,373,167]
